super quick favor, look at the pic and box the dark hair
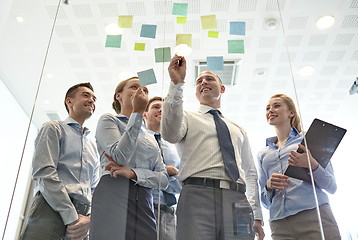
[112,77,138,114]
[270,94,302,132]
[145,96,163,112]
[64,82,94,113]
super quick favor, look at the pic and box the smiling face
[266,97,294,128]
[66,86,96,121]
[195,71,225,108]
[144,99,162,132]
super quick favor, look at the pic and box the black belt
[154,203,175,215]
[183,177,246,193]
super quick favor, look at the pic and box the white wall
[0,79,37,240]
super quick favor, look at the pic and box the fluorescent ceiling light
[298,65,315,77]
[105,23,123,35]
[316,16,335,30]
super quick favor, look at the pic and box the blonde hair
[112,77,138,114]
[270,94,302,132]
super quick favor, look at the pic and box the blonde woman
[257,93,340,239]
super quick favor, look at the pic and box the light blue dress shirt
[146,129,181,206]
[257,127,337,221]
[95,113,169,190]
[32,117,100,225]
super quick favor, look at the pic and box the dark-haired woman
[257,94,340,240]
[90,77,168,240]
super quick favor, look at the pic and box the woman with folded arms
[90,77,169,240]
[257,93,340,239]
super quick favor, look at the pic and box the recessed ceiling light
[16,16,24,23]
[316,16,335,30]
[105,23,123,35]
[46,73,53,78]
[254,68,267,77]
[44,100,50,105]
[298,65,315,77]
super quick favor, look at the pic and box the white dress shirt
[161,82,263,220]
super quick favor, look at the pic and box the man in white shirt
[161,55,264,240]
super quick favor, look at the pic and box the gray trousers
[176,184,254,240]
[19,193,66,240]
[270,203,341,240]
[154,205,176,240]
[89,175,157,240]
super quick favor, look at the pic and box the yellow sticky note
[118,15,133,28]
[201,15,217,30]
[208,31,219,38]
[177,16,187,24]
[134,43,145,51]
[176,34,192,47]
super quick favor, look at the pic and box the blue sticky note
[140,24,157,39]
[105,35,122,48]
[207,56,224,71]
[172,3,188,16]
[230,21,246,36]
[137,68,157,86]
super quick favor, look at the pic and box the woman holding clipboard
[257,93,340,239]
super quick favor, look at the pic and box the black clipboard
[284,118,346,182]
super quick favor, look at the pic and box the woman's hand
[266,173,290,191]
[104,152,137,180]
[132,86,149,115]
[288,144,319,170]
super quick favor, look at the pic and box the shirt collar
[199,104,222,115]
[266,127,299,147]
[64,117,90,136]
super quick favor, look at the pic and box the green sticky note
[134,43,145,51]
[228,40,244,54]
[105,35,122,48]
[208,31,219,38]
[201,15,217,30]
[155,47,171,63]
[137,68,157,86]
[118,15,133,28]
[172,3,188,16]
[176,34,192,48]
[177,16,187,24]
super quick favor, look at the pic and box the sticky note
[177,16,187,24]
[137,68,157,86]
[140,24,157,39]
[105,35,122,48]
[134,43,145,51]
[176,34,192,47]
[118,15,133,28]
[172,3,188,16]
[155,47,171,63]
[201,15,217,30]
[230,21,246,36]
[208,31,219,38]
[207,56,224,71]
[228,40,244,54]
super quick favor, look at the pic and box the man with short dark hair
[20,82,100,240]
[161,55,265,240]
[143,96,181,240]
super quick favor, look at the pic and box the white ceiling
[0,0,357,146]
